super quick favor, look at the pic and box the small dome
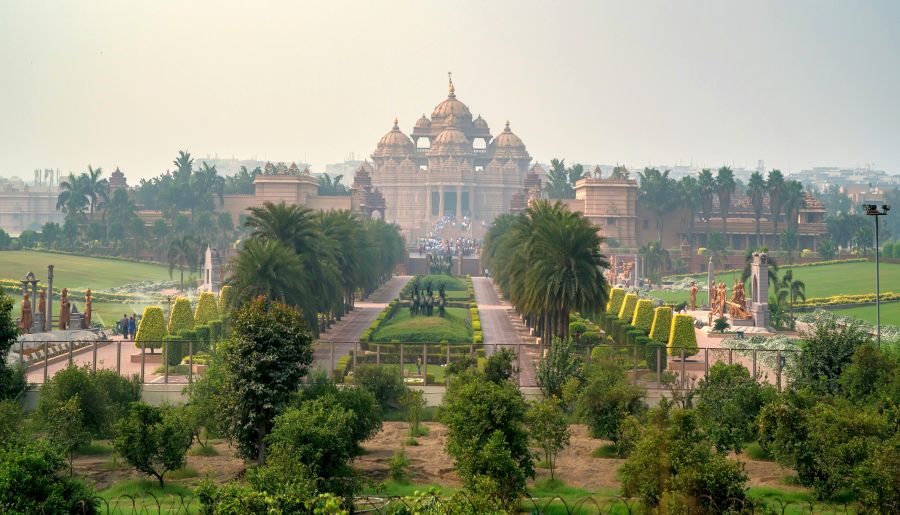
[414,114,431,129]
[376,118,414,154]
[473,114,489,130]
[491,121,525,149]
[431,117,471,154]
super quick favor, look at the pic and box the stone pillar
[425,186,431,221]
[749,252,770,328]
[438,186,444,218]
[47,265,54,332]
[456,185,462,219]
[706,257,714,309]
[470,186,476,218]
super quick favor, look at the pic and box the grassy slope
[372,307,471,343]
[829,303,900,326]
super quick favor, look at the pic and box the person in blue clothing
[128,314,137,341]
[121,314,129,338]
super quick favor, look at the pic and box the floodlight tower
[863,202,891,348]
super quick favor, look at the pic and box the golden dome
[491,121,525,149]
[414,114,431,129]
[431,79,473,122]
[376,118,414,154]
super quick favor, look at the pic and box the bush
[114,402,194,488]
[883,241,895,259]
[648,306,672,343]
[568,320,588,340]
[581,331,602,347]
[668,314,698,357]
[167,297,194,335]
[695,363,777,453]
[195,292,219,326]
[209,319,223,343]
[217,285,234,315]
[631,299,654,332]
[645,340,667,372]
[0,439,97,513]
[390,446,410,481]
[607,288,626,316]
[162,335,186,367]
[794,316,871,395]
[352,365,407,408]
[576,356,645,450]
[135,306,166,350]
[618,293,638,321]
[471,320,481,332]
[473,331,483,344]
[195,325,211,352]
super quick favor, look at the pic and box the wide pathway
[472,276,538,386]
[313,275,411,378]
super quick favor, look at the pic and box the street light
[863,202,891,348]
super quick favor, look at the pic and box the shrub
[209,319,223,343]
[218,285,234,315]
[195,325,211,352]
[473,331,483,344]
[536,337,581,398]
[883,241,895,259]
[162,335,186,367]
[0,440,97,513]
[695,363,777,453]
[471,320,481,332]
[581,331,602,347]
[135,306,166,350]
[618,293,638,321]
[167,297,194,335]
[576,356,644,451]
[668,314,698,357]
[631,299,654,332]
[648,307,673,343]
[713,317,730,333]
[390,446,410,481]
[195,292,220,326]
[568,321,588,340]
[352,365,407,408]
[645,340,667,372]
[113,402,194,488]
[607,288,626,315]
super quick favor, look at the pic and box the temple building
[365,76,532,241]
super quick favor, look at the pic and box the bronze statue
[718,282,728,316]
[689,281,698,311]
[84,288,92,328]
[19,292,33,334]
[59,288,71,330]
[38,288,46,315]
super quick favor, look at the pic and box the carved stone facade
[367,76,532,241]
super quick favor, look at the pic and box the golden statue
[59,288,71,330]
[689,281,698,311]
[19,292,33,334]
[84,289,92,328]
[38,289,46,315]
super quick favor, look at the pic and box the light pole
[864,203,891,348]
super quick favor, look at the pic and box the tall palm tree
[782,180,805,232]
[747,172,767,248]
[639,241,671,286]
[56,173,88,218]
[637,168,677,242]
[168,235,197,290]
[715,166,736,236]
[317,210,366,315]
[678,176,700,245]
[82,166,109,217]
[697,169,716,240]
[226,239,307,304]
[777,269,806,328]
[767,170,786,248]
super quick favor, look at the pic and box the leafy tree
[545,158,579,199]
[767,169,786,247]
[716,166,736,235]
[793,313,871,394]
[839,345,900,407]
[298,377,383,453]
[637,168,678,242]
[777,268,805,327]
[576,356,644,452]
[747,171,767,247]
[113,402,194,488]
[400,388,427,437]
[0,399,25,445]
[168,235,197,290]
[317,173,350,195]
[441,369,533,506]
[639,240,670,285]
[697,168,716,235]
[536,337,581,398]
[0,439,97,513]
[705,231,727,269]
[484,347,517,384]
[0,228,11,249]
[818,237,837,259]
[351,364,408,408]
[219,298,314,465]
[779,228,798,262]
[0,290,26,401]
[44,395,91,475]
[525,397,571,480]
[695,363,776,453]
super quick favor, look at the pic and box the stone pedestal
[32,313,45,333]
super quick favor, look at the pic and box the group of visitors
[416,236,482,257]
[119,314,137,340]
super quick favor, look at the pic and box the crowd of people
[416,236,481,257]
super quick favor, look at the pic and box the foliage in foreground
[113,402,194,488]
[0,439,98,514]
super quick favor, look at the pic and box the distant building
[0,176,63,235]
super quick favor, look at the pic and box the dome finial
[504,120,511,131]
[448,71,455,96]
[393,117,399,129]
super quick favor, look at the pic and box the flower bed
[794,292,900,308]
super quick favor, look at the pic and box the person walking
[128,314,137,341]
[121,314,129,338]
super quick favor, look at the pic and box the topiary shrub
[162,335,185,366]
[167,297,194,335]
[649,307,673,343]
[607,288,626,315]
[195,325,211,353]
[472,320,481,332]
[217,285,234,315]
[668,314,699,357]
[618,294,638,321]
[194,292,219,326]
[646,340,667,371]
[581,331,602,347]
[209,319,223,343]
[135,306,166,351]
[631,299,654,333]
[474,331,483,344]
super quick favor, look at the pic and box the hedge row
[663,257,868,282]
[794,291,900,308]
[360,299,402,342]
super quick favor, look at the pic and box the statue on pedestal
[84,289,92,328]
[19,292,33,334]
[38,289,46,316]
[689,281,698,311]
[59,288,71,330]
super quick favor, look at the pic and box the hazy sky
[1,1,898,181]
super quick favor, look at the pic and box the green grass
[76,441,114,456]
[166,467,199,479]
[745,441,773,461]
[372,307,472,343]
[0,250,175,290]
[829,303,900,325]
[187,443,220,457]
[402,363,447,383]
[98,479,197,513]
[591,444,619,458]
[416,274,467,291]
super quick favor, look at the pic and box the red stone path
[472,276,539,386]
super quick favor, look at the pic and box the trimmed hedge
[209,319,223,343]
[668,314,699,357]
[194,292,219,326]
[646,340,667,371]
[618,294,638,322]
[162,335,185,366]
[134,306,166,349]
[218,285,234,315]
[167,297,194,335]
[631,299,654,332]
[195,325,211,352]
[607,288,626,315]
[649,307,673,343]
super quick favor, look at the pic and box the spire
[448,71,455,97]
[504,120,511,132]
[392,117,399,130]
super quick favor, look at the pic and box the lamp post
[863,203,891,348]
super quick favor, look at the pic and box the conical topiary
[135,306,166,351]
[167,297,195,335]
[649,306,673,343]
[195,292,219,326]
[631,299,654,333]
[668,314,699,357]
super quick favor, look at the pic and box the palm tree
[226,239,307,304]
[715,166,736,236]
[82,166,109,217]
[317,210,366,316]
[777,269,806,328]
[678,176,700,245]
[56,173,88,218]
[782,180,805,232]
[637,168,678,242]
[545,158,571,199]
[697,169,716,240]
[168,235,197,290]
[767,170,786,248]
[639,241,671,286]
[747,171,766,248]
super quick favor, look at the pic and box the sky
[1,1,899,181]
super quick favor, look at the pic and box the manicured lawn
[98,479,198,513]
[416,274,467,291]
[372,307,472,343]
[0,250,175,290]
[828,302,900,326]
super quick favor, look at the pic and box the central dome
[431,81,473,122]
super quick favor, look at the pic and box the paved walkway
[472,277,538,386]
[313,275,411,377]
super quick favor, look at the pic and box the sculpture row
[409,281,446,318]
[19,287,92,333]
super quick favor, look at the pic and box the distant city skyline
[1,1,899,181]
